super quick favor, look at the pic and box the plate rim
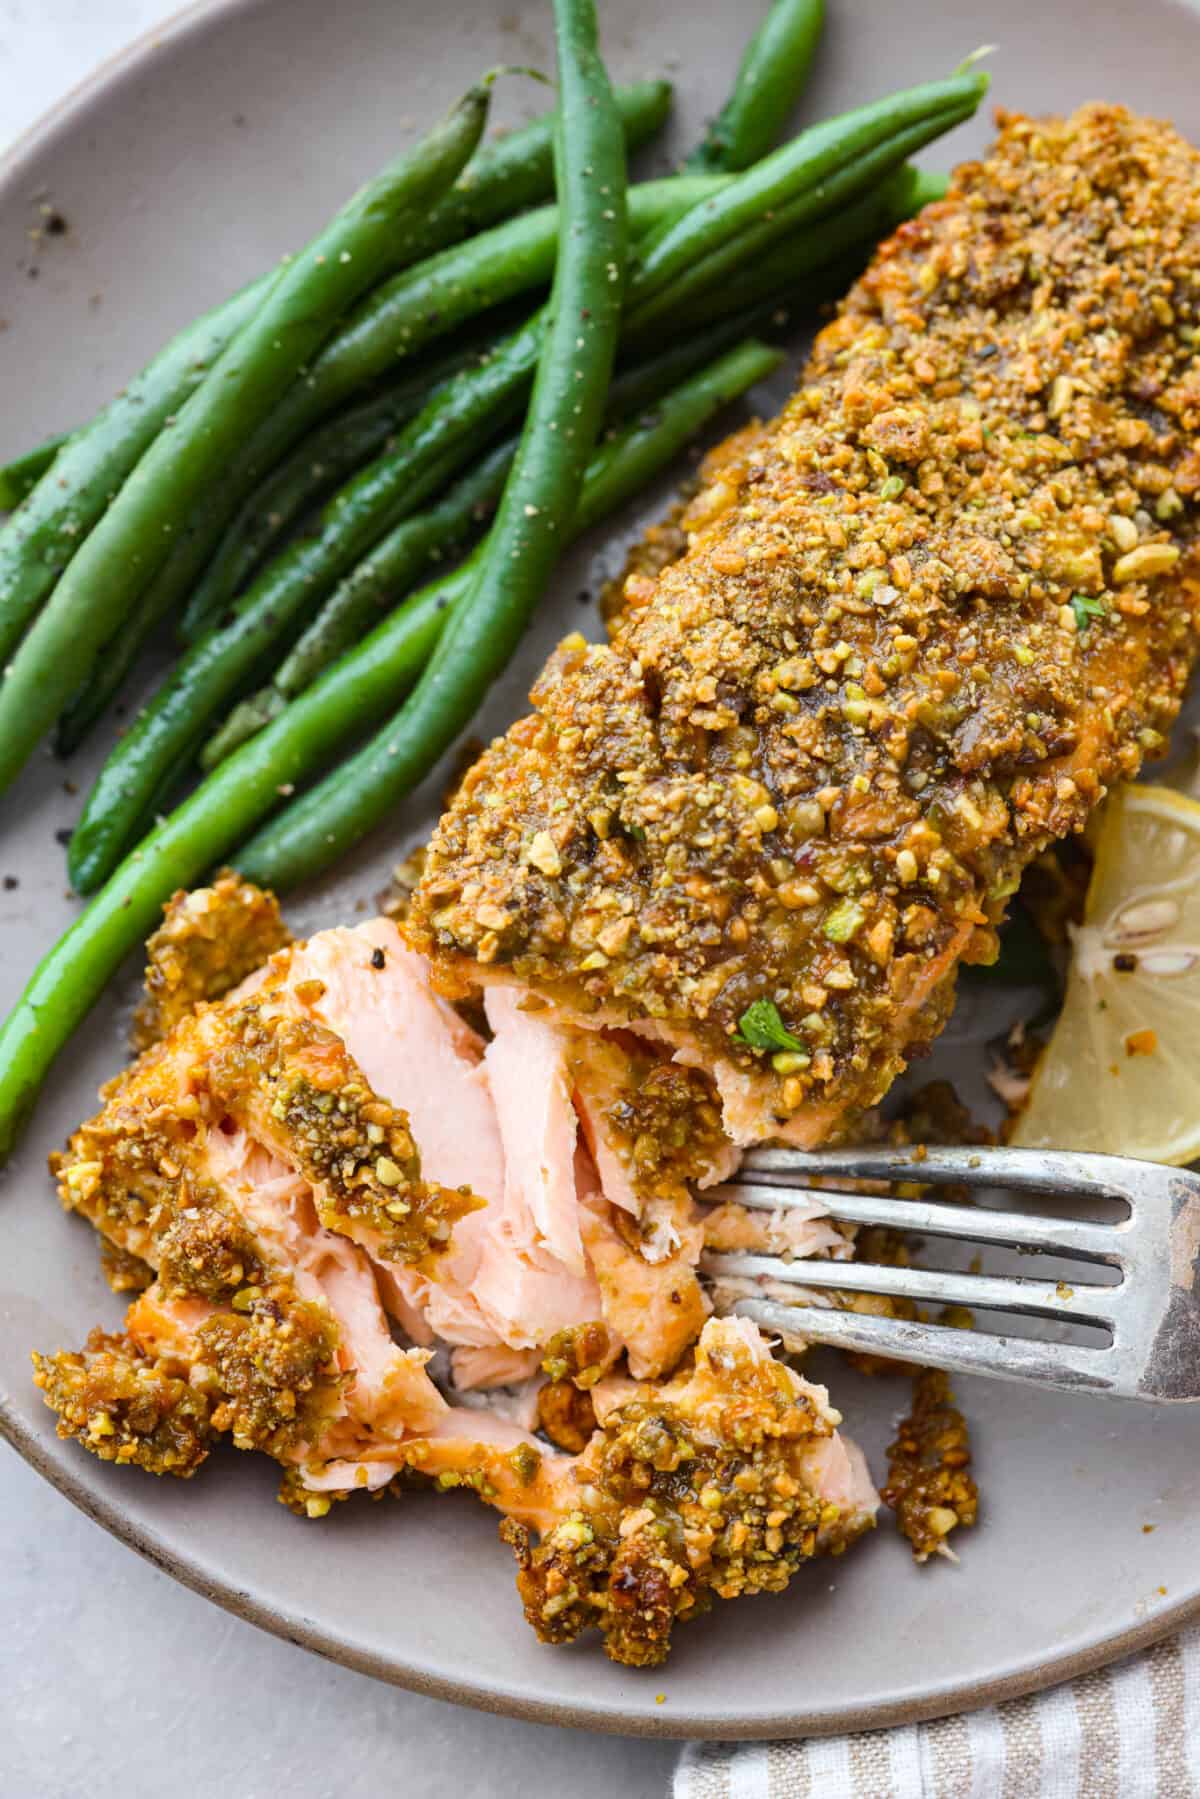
[3,0,1200,1739]
[8,1391,1200,1739]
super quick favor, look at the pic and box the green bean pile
[0,0,986,1157]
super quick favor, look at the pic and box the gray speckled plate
[4,0,1200,1741]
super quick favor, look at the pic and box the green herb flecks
[1070,593,1107,632]
[734,998,806,1053]
[823,897,865,942]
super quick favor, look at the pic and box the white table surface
[0,5,677,1793]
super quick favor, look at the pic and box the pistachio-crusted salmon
[132,870,291,1049]
[505,1315,877,1665]
[41,891,924,1546]
[410,103,1200,1145]
[41,100,1200,1663]
[35,887,876,1661]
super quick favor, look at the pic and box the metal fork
[699,1146,1200,1401]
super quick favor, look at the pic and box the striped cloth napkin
[674,1626,1200,1798]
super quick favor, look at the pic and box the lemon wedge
[1012,784,1200,1165]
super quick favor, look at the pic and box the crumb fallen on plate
[882,1368,978,1563]
[133,870,290,1049]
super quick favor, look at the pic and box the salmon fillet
[409,103,1200,1147]
[33,894,874,1661]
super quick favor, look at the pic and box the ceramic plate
[4,0,1200,1740]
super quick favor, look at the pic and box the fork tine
[701,1251,1119,1325]
[740,1144,1141,1202]
[731,1298,1122,1395]
[707,1181,1127,1266]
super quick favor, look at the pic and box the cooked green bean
[891,164,951,213]
[0,84,494,799]
[630,101,975,335]
[687,0,824,173]
[176,173,720,645]
[0,80,668,539]
[0,82,667,676]
[0,336,778,1162]
[202,319,764,768]
[673,163,949,330]
[0,433,67,511]
[231,0,631,887]
[75,272,758,881]
[630,70,986,316]
[0,275,275,671]
[54,356,462,759]
[166,337,481,642]
[67,311,546,892]
[604,313,767,421]
[413,76,669,246]
[201,438,517,766]
[243,336,783,889]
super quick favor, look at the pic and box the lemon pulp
[1012,784,1200,1164]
